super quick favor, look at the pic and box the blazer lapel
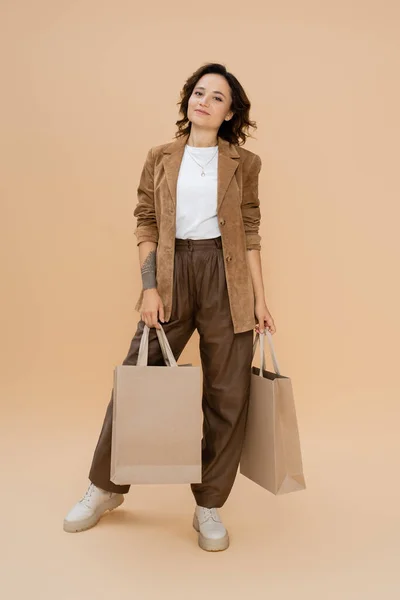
[162,132,240,213]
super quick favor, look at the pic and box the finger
[158,304,165,323]
[151,311,161,329]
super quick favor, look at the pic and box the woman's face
[187,73,234,131]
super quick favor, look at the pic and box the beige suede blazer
[133,132,263,334]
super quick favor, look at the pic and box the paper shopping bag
[110,324,202,485]
[240,331,306,495]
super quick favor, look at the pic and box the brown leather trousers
[88,236,254,508]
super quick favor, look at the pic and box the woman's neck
[187,128,218,148]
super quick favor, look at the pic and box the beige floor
[2,386,398,600]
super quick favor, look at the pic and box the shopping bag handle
[155,325,178,367]
[136,323,178,367]
[252,331,281,377]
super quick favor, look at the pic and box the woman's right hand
[140,289,165,330]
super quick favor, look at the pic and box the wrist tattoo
[141,250,157,290]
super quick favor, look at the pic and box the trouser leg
[189,238,254,508]
[88,248,196,494]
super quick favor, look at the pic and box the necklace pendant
[201,171,205,177]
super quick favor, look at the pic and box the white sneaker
[63,482,124,533]
[192,505,230,551]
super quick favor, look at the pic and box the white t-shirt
[175,144,221,239]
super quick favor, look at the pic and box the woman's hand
[254,299,276,335]
[141,289,165,330]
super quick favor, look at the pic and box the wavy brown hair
[174,63,257,146]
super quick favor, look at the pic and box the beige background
[1,1,399,598]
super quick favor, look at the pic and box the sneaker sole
[63,494,125,533]
[192,514,230,552]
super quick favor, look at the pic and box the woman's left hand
[254,300,276,335]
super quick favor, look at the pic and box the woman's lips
[195,109,209,115]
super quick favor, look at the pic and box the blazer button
[226,255,232,262]
[219,218,226,226]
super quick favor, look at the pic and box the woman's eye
[194,91,222,102]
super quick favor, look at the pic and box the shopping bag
[239,331,306,495]
[110,324,203,485]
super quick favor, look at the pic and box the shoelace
[199,507,221,522]
[80,483,95,506]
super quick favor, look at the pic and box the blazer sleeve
[241,153,262,251]
[133,147,159,245]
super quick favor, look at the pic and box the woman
[63,62,276,552]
